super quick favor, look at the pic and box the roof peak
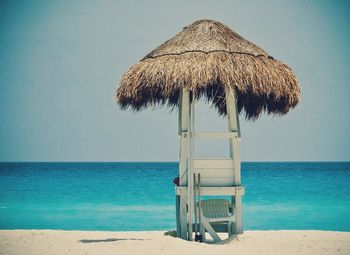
[143,19,268,60]
[182,19,227,31]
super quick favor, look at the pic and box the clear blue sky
[0,0,349,162]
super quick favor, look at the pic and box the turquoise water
[0,162,349,231]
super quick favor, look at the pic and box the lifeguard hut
[175,87,243,242]
[116,20,300,243]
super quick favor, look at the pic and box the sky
[0,0,349,162]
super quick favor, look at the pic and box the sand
[1,230,349,255]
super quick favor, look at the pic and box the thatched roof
[116,19,300,119]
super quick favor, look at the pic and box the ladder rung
[194,132,238,139]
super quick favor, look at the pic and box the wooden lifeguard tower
[176,88,244,242]
[116,19,300,243]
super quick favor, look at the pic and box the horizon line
[0,161,349,163]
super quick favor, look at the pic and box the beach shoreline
[1,229,349,255]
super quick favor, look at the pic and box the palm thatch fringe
[117,52,299,119]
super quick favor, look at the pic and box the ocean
[0,162,349,231]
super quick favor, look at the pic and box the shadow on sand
[79,238,149,243]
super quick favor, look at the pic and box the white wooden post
[186,92,195,240]
[179,197,188,239]
[177,89,190,239]
[179,90,189,186]
[225,87,241,184]
[225,86,243,234]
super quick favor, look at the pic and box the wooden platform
[175,186,244,196]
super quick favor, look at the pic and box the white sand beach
[1,230,349,255]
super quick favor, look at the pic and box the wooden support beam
[232,139,241,185]
[180,196,188,239]
[234,195,243,234]
[178,89,189,186]
[187,91,195,240]
[225,86,243,236]
[176,186,245,196]
[180,90,189,132]
[176,195,180,238]
[179,133,188,185]
[200,216,221,242]
[225,86,241,185]
[225,87,239,134]
[194,132,238,139]
[178,89,190,239]
[178,91,182,136]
